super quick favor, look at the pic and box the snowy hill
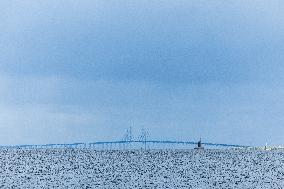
[0,149,283,188]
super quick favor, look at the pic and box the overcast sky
[1,0,284,146]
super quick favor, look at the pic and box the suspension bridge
[0,140,250,150]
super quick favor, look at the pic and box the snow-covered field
[0,148,283,188]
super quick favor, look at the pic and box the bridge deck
[0,140,250,149]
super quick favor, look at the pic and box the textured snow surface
[0,149,283,188]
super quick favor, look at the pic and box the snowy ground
[0,148,283,188]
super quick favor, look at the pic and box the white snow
[0,148,283,188]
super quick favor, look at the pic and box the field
[0,148,283,188]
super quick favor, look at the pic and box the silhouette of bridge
[1,140,250,149]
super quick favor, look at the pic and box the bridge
[0,140,250,150]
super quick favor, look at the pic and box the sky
[0,0,284,146]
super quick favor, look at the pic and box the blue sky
[1,1,284,146]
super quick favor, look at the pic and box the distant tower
[195,138,204,150]
[264,142,268,150]
[123,126,133,142]
[139,128,149,150]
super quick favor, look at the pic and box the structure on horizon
[194,138,204,150]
